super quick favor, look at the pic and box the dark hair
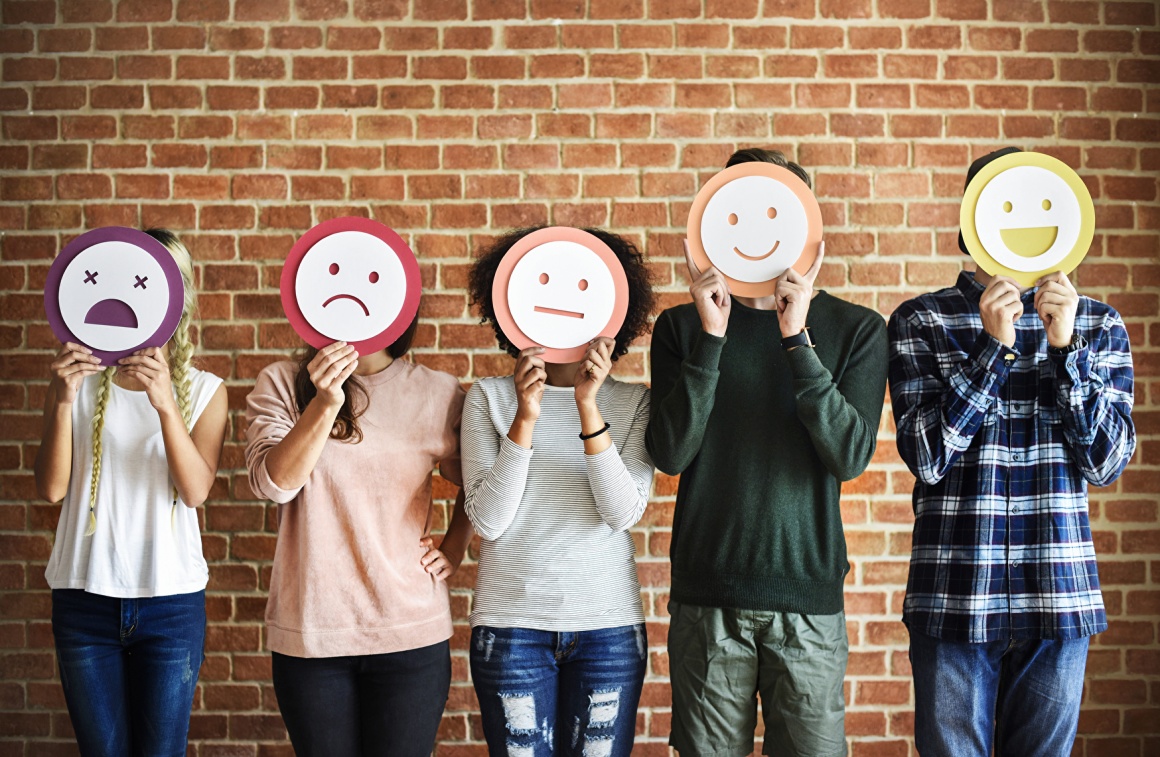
[292,314,419,443]
[726,148,812,189]
[468,227,655,361]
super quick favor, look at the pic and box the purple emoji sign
[44,227,186,366]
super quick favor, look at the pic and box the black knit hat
[959,146,1023,254]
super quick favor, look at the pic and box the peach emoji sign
[44,227,186,366]
[491,227,629,363]
[280,217,421,354]
[687,162,824,298]
[959,152,1095,288]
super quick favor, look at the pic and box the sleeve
[644,309,726,475]
[888,307,1013,486]
[787,315,888,481]
[1050,307,1136,486]
[437,381,466,488]
[244,365,304,505]
[586,387,655,532]
[459,381,533,541]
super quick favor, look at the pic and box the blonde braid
[168,309,195,522]
[85,367,114,536]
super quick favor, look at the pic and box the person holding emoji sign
[36,228,229,755]
[647,149,889,757]
[460,226,656,756]
[887,148,1136,757]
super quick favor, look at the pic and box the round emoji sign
[44,227,186,366]
[491,227,630,363]
[959,152,1095,288]
[687,162,824,298]
[280,217,421,354]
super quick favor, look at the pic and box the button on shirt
[888,272,1136,643]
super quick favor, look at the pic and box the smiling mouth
[534,305,584,319]
[999,226,1058,257]
[733,240,781,262]
[323,293,370,316]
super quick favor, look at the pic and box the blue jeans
[52,589,206,757]
[909,628,1089,757]
[470,624,647,756]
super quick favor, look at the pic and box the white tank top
[45,368,223,598]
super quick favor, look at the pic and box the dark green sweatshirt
[646,293,888,614]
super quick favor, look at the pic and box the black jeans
[271,641,451,757]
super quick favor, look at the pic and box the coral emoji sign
[960,152,1095,288]
[280,217,421,354]
[687,162,824,298]
[491,227,630,363]
[44,227,186,366]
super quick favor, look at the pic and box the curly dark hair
[468,227,655,361]
[727,147,812,189]
[291,314,419,444]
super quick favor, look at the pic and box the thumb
[804,240,825,283]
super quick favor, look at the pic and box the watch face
[44,227,186,365]
[280,217,422,355]
[959,152,1095,287]
[490,227,630,363]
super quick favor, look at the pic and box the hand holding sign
[683,239,731,338]
[1034,271,1079,349]
[774,241,825,339]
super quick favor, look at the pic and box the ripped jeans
[470,624,647,757]
[51,588,205,757]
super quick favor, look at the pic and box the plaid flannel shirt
[888,272,1135,643]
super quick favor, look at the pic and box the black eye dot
[539,273,549,284]
[369,271,379,283]
[329,263,339,275]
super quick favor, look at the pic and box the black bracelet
[579,422,611,441]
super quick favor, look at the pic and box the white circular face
[699,175,810,283]
[506,241,617,350]
[294,230,407,342]
[974,165,1083,273]
[58,241,172,352]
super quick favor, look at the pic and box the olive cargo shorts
[667,601,848,757]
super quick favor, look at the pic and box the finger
[683,239,702,280]
[803,240,825,283]
[62,342,93,356]
[420,548,439,566]
[518,346,546,360]
[335,360,358,386]
[60,363,103,378]
[310,343,354,372]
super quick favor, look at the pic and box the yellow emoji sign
[959,152,1095,288]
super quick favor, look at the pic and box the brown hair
[291,314,419,444]
[726,148,812,189]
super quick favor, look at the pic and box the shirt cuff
[252,460,303,505]
[687,330,726,372]
[785,341,829,382]
[966,332,1016,389]
[1049,341,1092,385]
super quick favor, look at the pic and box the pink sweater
[245,359,464,658]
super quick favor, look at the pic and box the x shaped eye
[84,270,98,284]
[134,275,148,289]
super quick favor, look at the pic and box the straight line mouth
[534,305,584,319]
[733,239,781,262]
[323,293,370,316]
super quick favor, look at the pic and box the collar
[956,270,1037,304]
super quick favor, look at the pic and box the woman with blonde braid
[35,228,228,756]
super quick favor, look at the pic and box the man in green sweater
[647,148,888,757]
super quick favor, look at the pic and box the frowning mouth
[534,305,584,319]
[323,293,370,316]
[733,240,781,262]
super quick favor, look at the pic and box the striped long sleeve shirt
[888,271,1135,643]
[461,376,653,632]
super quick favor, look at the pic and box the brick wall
[1,0,1158,754]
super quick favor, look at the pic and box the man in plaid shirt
[888,148,1136,757]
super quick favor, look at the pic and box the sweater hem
[671,572,846,615]
[267,613,453,658]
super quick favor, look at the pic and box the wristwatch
[1048,334,1085,356]
[781,328,814,351]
